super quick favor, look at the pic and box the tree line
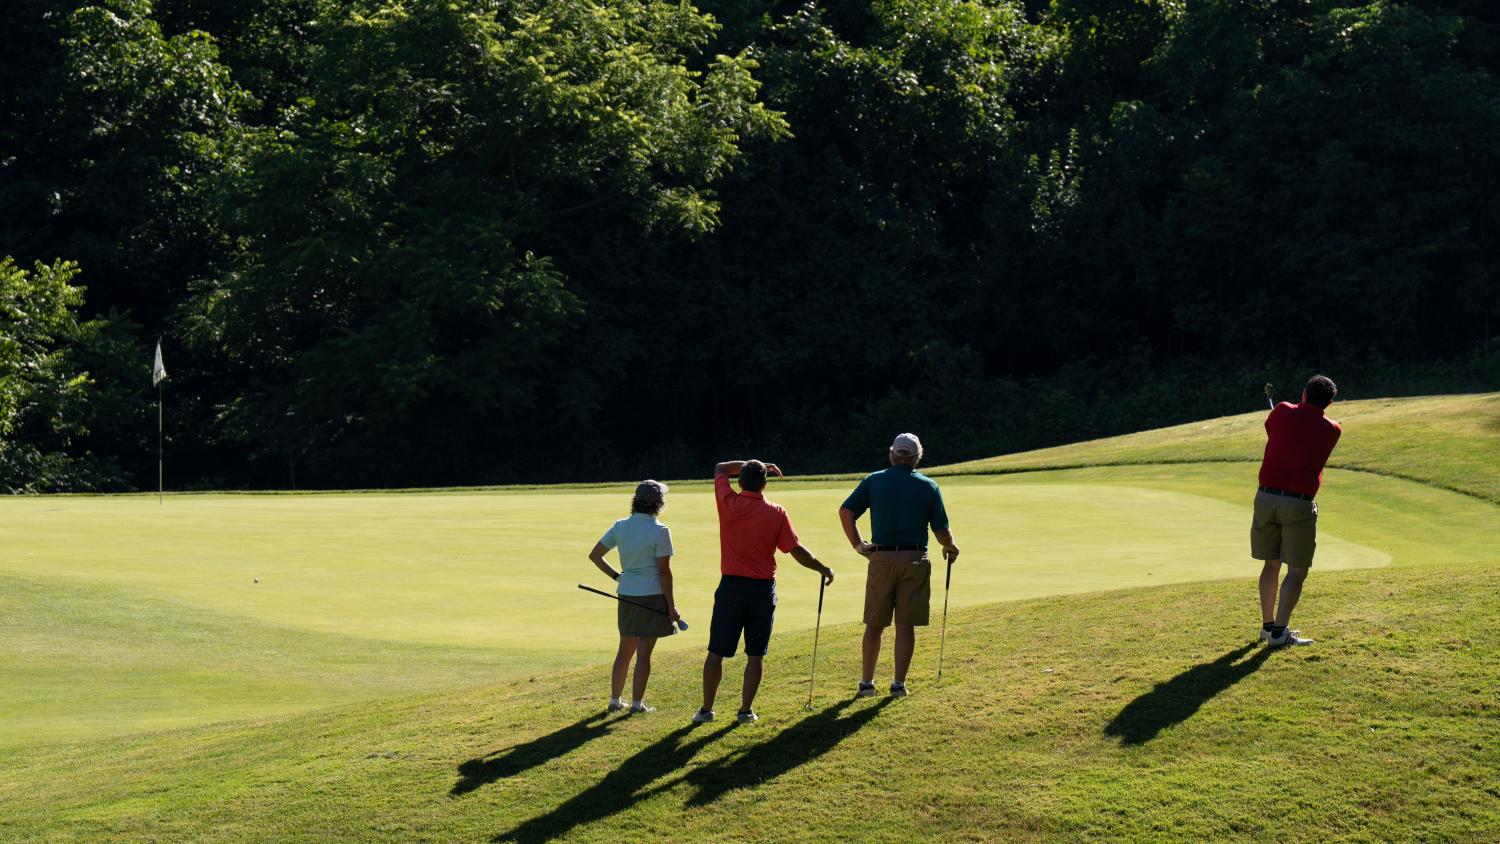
[3,0,1498,491]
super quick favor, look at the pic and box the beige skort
[863,549,931,627]
[1251,490,1319,568]
[618,593,675,638]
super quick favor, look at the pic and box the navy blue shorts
[707,575,777,658]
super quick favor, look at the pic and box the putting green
[1,474,1388,650]
[0,466,1409,746]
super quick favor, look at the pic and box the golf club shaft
[808,577,825,708]
[937,558,953,680]
[577,583,688,630]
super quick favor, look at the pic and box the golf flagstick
[807,576,826,709]
[937,557,953,681]
[577,583,688,631]
[1264,383,1275,410]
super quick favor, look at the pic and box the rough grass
[932,392,1500,503]
[2,564,1495,842]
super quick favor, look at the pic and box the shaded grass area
[932,393,1500,503]
[3,564,1495,842]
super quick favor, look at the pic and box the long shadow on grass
[494,722,733,843]
[1105,644,1271,746]
[681,698,892,807]
[452,713,617,796]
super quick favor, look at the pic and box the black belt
[1259,485,1314,501]
[870,544,925,552]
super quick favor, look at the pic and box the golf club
[806,574,826,709]
[577,583,689,631]
[937,555,954,681]
[1264,382,1275,410]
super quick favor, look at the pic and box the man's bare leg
[1275,565,1309,627]
[741,656,763,712]
[702,653,723,712]
[893,624,916,684]
[861,625,884,682]
[1259,559,1282,624]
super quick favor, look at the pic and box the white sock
[610,697,622,707]
[631,699,643,707]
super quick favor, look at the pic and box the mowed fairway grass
[1,393,1496,840]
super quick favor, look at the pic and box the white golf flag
[152,340,168,387]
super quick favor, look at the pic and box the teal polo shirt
[841,465,949,546]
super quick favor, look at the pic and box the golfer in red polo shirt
[1253,374,1342,648]
[693,459,833,724]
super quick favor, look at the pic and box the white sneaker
[1259,627,1302,642]
[736,710,758,724]
[856,681,877,698]
[629,702,655,714]
[691,708,715,723]
[889,682,909,698]
[1267,629,1314,647]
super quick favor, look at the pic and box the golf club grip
[816,578,825,613]
[945,559,953,589]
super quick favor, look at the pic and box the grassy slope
[933,392,1500,503]
[1,563,1495,842]
[0,574,568,748]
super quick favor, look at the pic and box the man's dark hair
[739,460,768,492]
[1305,374,1338,408]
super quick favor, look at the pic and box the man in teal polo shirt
[838,433,959,698]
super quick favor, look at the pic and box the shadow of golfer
[494,722,732,843]
[451,712,616,796]
[682,698,892,808]
[1105,643,1271,746]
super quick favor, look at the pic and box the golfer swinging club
[838,433,958,698]
[695,459,832,724]
[1253,375,1342,647]
[587,480,681,714]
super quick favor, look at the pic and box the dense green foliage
[3,0,1499,488]
[0,257,137,491]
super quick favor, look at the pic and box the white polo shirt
[599,512,674,596]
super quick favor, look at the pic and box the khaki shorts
[618,593,675,639]
[863,550,931,627]
[1250,490,1318,568]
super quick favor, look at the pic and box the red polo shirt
[1259,402,1342,497]
[715,474,799,579]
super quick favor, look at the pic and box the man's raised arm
[715,460,784,478]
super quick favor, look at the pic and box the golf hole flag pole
[153,339,167,504]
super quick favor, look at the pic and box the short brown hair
[739,460,768,492]
[1305,374,1337,408]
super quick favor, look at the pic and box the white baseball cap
[890,433,923,457]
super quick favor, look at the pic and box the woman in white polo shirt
[587,480,681,714]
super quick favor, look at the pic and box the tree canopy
[3,0,1498,488]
